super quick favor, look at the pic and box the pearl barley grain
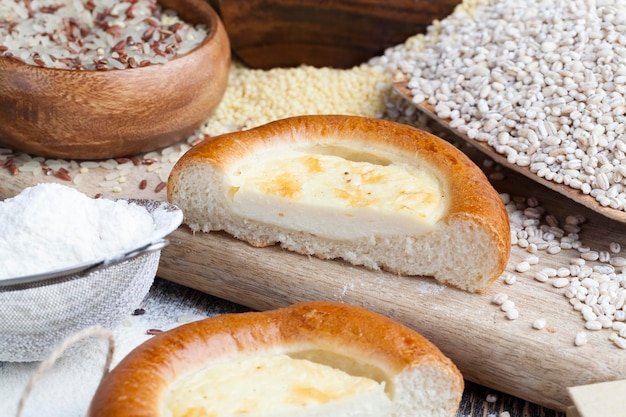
[515,261,531,273]
[552,278,570,288]
[501,300,516,312]
[533,318,547,330]
[503,273,517,285]
[534,271,549,283]
[525,255,540,265]
[575,331,588,347]
[492,293,508,306]
[613,336,626,349]
[586,321,603,331]
[381,0,626,213]
[506,309,519,320]
[610,242,621,254]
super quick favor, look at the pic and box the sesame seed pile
[376,0,626,212]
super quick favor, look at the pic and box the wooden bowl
[0,0,230,160]
[210,0,462,69]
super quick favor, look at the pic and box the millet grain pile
[202,61,391,136]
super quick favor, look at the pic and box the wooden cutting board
[2,137,626,413]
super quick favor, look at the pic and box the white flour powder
[0,183,156,279]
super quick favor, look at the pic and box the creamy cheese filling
[227,147,445,240]
[164,354,392,417]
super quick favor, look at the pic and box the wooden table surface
[0,126,615,417]
[6,72,621,417]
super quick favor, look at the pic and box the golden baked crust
[88,301,464,417]
[167,115,511,292]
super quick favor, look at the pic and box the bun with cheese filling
[88,301,464,417]
[167,115,510,293]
